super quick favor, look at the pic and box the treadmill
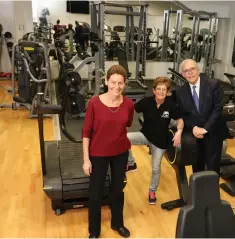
[37,72,112,215]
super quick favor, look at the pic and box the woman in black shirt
[126,77,184,204]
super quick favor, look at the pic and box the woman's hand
[83,158,92,176]
[173,130,182,147]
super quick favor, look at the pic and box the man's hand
[193,126,207,137]
[195,134,204,139]
[173,130,182,147]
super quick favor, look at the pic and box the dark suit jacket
[175,73,229,140]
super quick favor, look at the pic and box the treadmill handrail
[59,80,81,143]
[36,80,81,175]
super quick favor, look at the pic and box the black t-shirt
[135,96,182,149]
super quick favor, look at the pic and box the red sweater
[82,95,134,157]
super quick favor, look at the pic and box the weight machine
[162,9,219,78]
[69,48,102,97]
[145,27,161,61]
[55,35,104,117]
[161,10,200,69]
[11,40,52,118]
[90,1,148,102]
[199,11,219,78]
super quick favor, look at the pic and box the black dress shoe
[111,226,130,238]
[88,234,99,238]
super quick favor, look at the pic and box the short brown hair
[153,77,171,91]
[107,65,127,82]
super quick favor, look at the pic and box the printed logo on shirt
[161,111,169,118]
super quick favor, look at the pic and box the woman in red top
[82,65,134,238]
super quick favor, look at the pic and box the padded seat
[176,171,235,238]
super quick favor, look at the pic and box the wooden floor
[1,82,235,238]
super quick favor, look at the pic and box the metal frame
[162,7,218,76]
[172,10,202,71]
[201,12,218,78]
[90,1,148,90]
[69,54,101,95]
[161,10,170,61]
[190,16,200,60]
[173,10,183,72]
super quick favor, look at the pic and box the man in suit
[176,59,228,175]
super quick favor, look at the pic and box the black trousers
[89,151,128,235]
[192,133,223,175]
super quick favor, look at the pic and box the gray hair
[179,59,199,73]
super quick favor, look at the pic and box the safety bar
[103,2,148,7]
[168,68,187,82]
[104,10,141,16]
[73,56,95,72]
[224,73,235,88]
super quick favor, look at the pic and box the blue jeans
[127,132,166,192]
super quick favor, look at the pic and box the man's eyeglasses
[182,67,197,74]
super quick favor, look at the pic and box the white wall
[0,0,33,42]
[214,3,235,81]
[14,1,34,41]
[0,0,33,72]
[178,1,231,18]
[0,1,15,37]
[32,0,90,26]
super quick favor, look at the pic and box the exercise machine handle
[37,101,62,176]
[168,68,187,82]
[224,73,235,78]
[23,49,34,65]
[38,104,62,115]
[224,73,235,88]
[59,80,81,143]
[21,54,48,83]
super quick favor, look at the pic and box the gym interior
[1,0,235,237]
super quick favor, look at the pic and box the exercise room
[1,0,235,238]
